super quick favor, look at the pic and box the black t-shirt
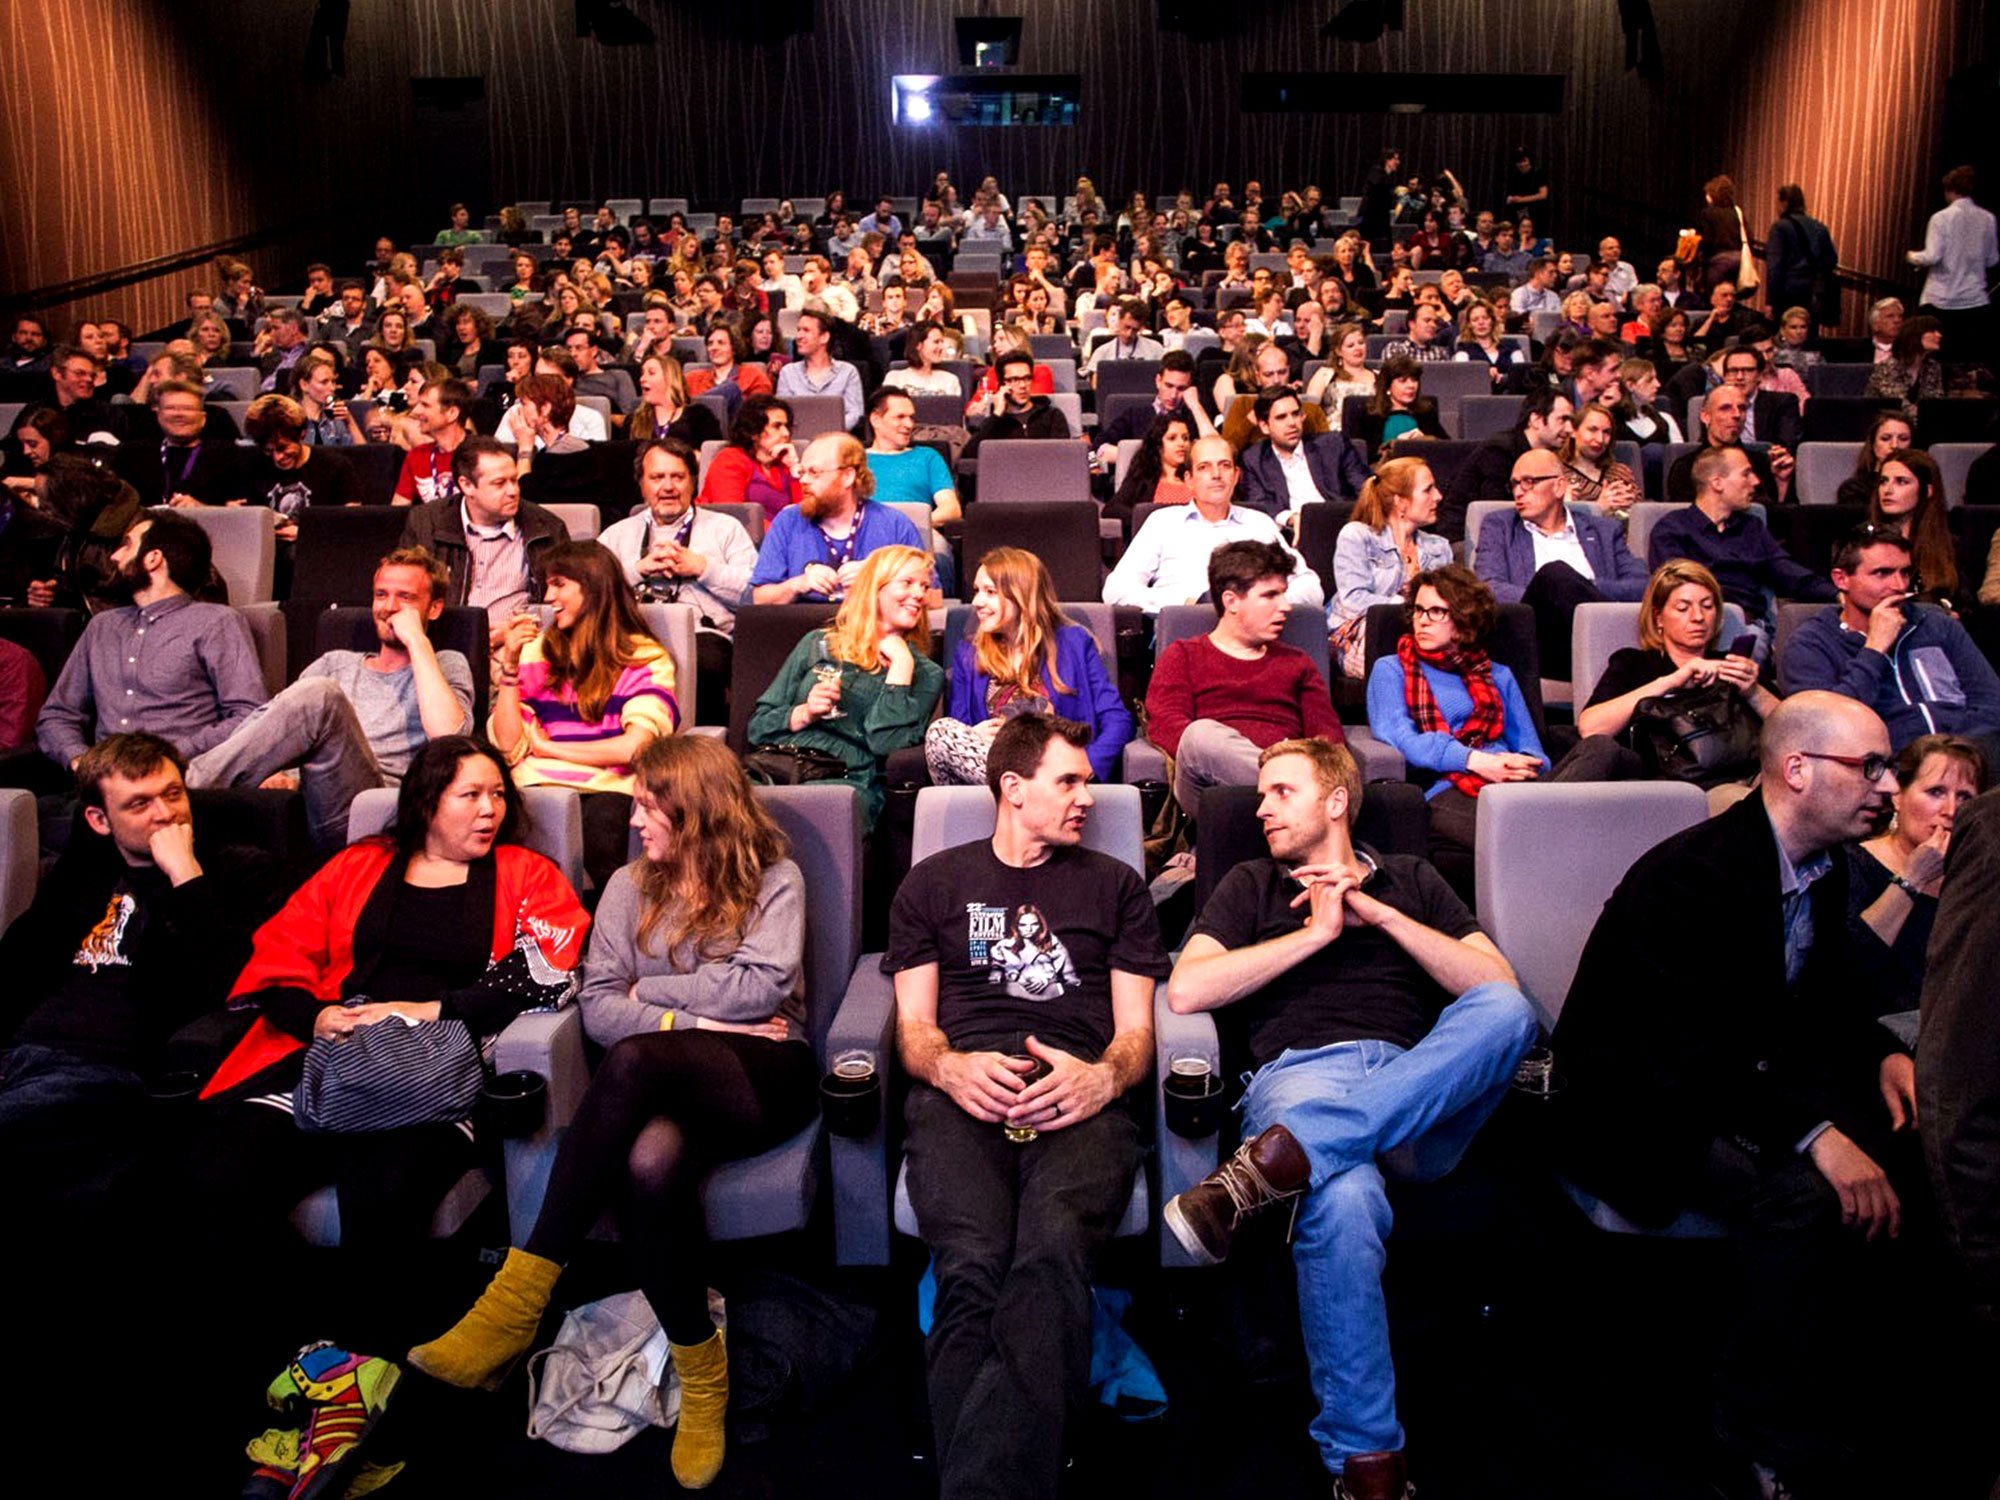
[245,446,354,518]
[883,841,1169,1062]
[15,863,170,1067]
[1188,847,1480,1067]
[365,882,481,1007]
[1586,648,1675,716]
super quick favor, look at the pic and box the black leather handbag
[1631,682,1760,785]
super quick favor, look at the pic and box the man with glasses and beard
[1554,693,1922,1498]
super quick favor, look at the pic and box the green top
[433,229,483,247]
[748,629,944,828]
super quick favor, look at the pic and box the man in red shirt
[391,376,474,506]
[1146,539,1344,815]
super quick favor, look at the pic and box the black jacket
[1438,432,1527,543]
[397,496,572,611]
[1552,793,1900,1227]
[113,436,248,508]
[962,396,1072,461]
[1237,433,1370,518]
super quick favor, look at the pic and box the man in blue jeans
[1163,736,1536,1500]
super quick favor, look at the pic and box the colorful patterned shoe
[262,1343,401,1500]
[242,1427,403,1499]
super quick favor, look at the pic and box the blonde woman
[746,545,943,828]
[1304,322,1377,430]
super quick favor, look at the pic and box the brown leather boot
[1162,1123,1311,1265]
[1333,1449,1410,1499]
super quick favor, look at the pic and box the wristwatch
[1891,873,1924,899]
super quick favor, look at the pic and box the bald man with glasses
[1473,448,1647,672]
[1554,693,1923,1496]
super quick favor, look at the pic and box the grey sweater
[577,859,807,1046]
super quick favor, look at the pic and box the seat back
[912,784,1145,876]
[962,502,1101,602]
[1092,359,1162,398]
[0,606,84,688]
[290,506,412,605]
[541,502,601,541]
[347,785,587,893]
[1625,501,1689,566]
[1458,394,1524,441]
[1806,362,1875,398]
[186,507,277,605]
[635,601,701,728]
[314,605,492,730]
[1412,361,1494,436]
[1802,396,1897,444]
[1793,442,1854,506]
[1932,442,1992,509]
[238,602,287,696]
[727,603,837,753]
[883,501,934,554]
[784,394,849,442]
[699,498,766,544]
[753,784,864,1058]
[1293,501,1358,603]
[1474,782,1708,1030]
[977,439,1089,504]
[0,789,37,937]
[344,443,407,505]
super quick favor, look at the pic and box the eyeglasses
[1509,473,1564,492]
[1410,604,1455,623]
[796,464,856,481]
[1799,750,1893,782]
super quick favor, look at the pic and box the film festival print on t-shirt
[966,901,1081,1001]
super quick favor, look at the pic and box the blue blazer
[946,624,1135,782]
[1474,505,1649,605]
[1237,433,1370,519]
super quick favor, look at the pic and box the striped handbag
[294,1010,484,1134]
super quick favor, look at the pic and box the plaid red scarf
[1397,633,1506,797]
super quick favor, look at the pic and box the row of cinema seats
[0,770,1740,1264]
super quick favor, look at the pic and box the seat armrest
[1344,727,1405,783]
[1153,986,1221,1269]
[494,1006,588,1246]
[687,724,728,740]
[826,957,898,1266]
[1122,737,1168,784]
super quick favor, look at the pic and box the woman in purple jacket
[923,547,1134,783]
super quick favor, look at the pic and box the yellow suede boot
[406,1248,561,1390]
[668,1329,729,1489]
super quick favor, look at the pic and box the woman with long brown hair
[924,547,1133,784]
[492,540,679,894]
[409,735,811,1491]
[1867,449,1959,608]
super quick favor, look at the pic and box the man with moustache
[598,438,758,724]
[749,431,922,605]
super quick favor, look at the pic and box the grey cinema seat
[1472,781,1724,1238]
[499,782,874,1254]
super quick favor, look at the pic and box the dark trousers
[184,1099,478,1252]
[695,630,731,731]
[1521,562,1607,685]
[0,1044,145,1204]
[577,791,635,905]
[1696,1135,1918,1474]
[526,1030,817,1343]
[903,1082,1140,1500]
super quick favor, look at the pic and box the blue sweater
[946,624,1135,782]
[1365,655,1548,798]
[1779,604,2000,754]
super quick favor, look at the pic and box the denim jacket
[1330,521,1452,629]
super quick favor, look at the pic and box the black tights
[526,1029,817,1343]
[577,792,635,907]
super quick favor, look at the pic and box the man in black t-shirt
[1162,738,1537,1500]
[886,714,1168,1500]
[0,733,276,1206]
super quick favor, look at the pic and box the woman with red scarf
[1364,564,1548,898]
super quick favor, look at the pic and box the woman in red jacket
[190,736,589,1251]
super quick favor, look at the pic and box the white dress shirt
[1102,503,1323,612]
[1524,506,1595,580]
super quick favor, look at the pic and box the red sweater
[200,839,589,1099]
[1145,635,1343,759]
